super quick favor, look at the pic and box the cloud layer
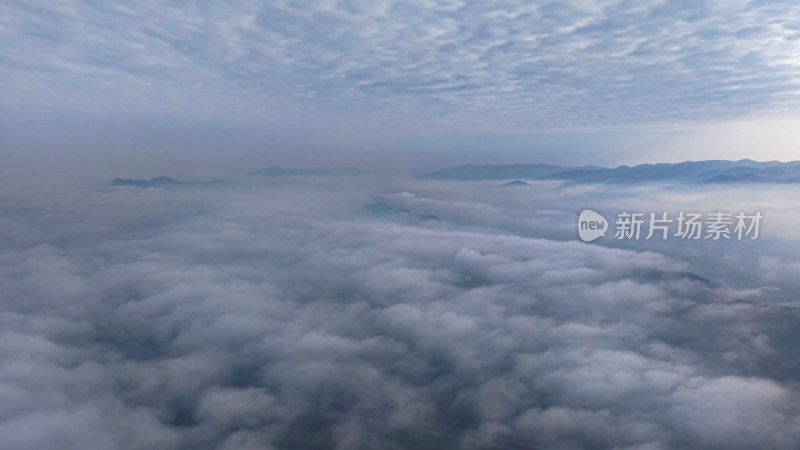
[3,0,800,128]
[2,179,800,449]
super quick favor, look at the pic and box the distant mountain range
[419,164,603,180]
[112,177,226,188]
[248,166,371,177]
[114,160,800,187]
[542,160,800,184]
[421,160,800,184]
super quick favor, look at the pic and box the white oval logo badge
[578,210,607,242]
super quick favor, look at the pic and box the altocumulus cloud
[2,0,800,127]
[2,179,800,449]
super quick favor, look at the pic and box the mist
[2,177,800,449]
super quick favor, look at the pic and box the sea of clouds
[2,177,800,449]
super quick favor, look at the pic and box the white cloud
[2,178,800,448]
[2,0,800,130]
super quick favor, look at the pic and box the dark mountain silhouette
[500,180,531,187]
[419,164,604,180]
[420,160,800,184]
[539,160,800,184]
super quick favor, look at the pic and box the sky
[2,0,800,176]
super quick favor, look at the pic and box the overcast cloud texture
[2,0,800,174]
[4,0,800,123]
[2,178,800,449]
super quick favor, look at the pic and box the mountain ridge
[420,160,800,184]
[418,163,604,180]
